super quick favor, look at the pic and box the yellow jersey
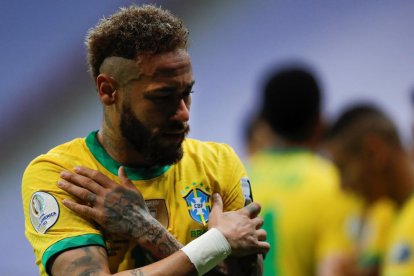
[22,131,250,275]
[248,148,360,276]
[382,195,414,276]
[358,198,396,270]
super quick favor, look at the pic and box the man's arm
[56,166,269,275]
[50,244,196,276]
[58,166,182,260]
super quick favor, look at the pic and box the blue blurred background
[1,1,414,274]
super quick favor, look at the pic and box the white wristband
[180,228,232,275]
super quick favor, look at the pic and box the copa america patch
[29,192,59,234]
[241,177,253,205]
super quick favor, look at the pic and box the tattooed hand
[58,166,182,259]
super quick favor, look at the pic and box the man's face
[118,49,194,166]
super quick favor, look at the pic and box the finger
[256,241,270,254]
[256,228,267,241]
[118,166,136,190]
[239,202,261,218]
[73,166,115,189]
[60,170,105,195]
[58,179,98,206]
[210,193,223,217]
[251,216,264,229]
[62,198,97,221]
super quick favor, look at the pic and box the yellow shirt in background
[248,148,360,276]
[383,195,414,276]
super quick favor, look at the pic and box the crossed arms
[51,166,269,275]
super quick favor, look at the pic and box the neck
[98,124,148,167]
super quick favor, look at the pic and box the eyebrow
[145,81,195,94]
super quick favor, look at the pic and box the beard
[120,104,189,167]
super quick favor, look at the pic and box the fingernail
[60,171,70,178]
[57,180,64,187]
[74,166,81,172]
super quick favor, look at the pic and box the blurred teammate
[325,104,409,275]
[243,114,275,160]
[21,5,269,276]
[248,66,360,276]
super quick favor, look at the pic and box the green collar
[85,130,171,180]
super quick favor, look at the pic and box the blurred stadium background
[1,1,414,274]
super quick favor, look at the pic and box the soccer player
[22,5,269,276]
[325,104,409,276]
[248,66,361,276]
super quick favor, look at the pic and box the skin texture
[96,49,193,167]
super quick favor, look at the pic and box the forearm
[115,251,197,276]
[51,245,195,276]
[131,212,183,260]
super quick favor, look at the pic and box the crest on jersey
[390,242,412,263]
[183,187,211,225]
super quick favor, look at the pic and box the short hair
[260,67,321,142]
[327,103,401,150]
[86,4,189,80]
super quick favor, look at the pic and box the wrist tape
[181,228,232,275]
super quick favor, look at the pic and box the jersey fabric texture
[382,195,414,276]
[22,131,248,275]
[248,148,357,276]
[358,198,396,270]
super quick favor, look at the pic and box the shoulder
[183,138,239,159]
[23,137,87,177]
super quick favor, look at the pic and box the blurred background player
[247,65,361,276]
[325,104,405,276]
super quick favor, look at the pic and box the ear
[362,134,389,170]
[96,74,118,105]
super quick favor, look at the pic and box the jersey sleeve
[217,144,251,212]
[22,155,105,275]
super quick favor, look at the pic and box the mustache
[162,122,190,133]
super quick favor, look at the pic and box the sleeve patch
[30,191,60,234]
[241,177,253,205]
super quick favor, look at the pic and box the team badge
[29,191,59,234]
[183,186,211,225]
[390,242,412,263]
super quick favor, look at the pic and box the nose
[170,99,190,122]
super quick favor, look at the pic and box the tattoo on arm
[103,188,182,259]
[130,269,145,276]
[56,246,108,276]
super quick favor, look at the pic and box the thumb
[210,193,223,216]
[118,166,136,190]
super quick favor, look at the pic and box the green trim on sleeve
[85,130,171,180]
[42,234,105,273]
[263,211,278,276]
